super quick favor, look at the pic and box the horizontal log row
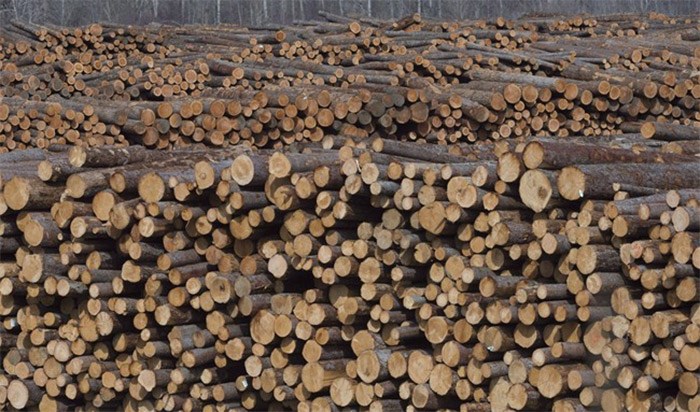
[0,13,698,151]
[0,132,698,411]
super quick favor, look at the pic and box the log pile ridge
[0,11,698,412]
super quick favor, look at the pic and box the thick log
[523,139,696,170]
[558,163,700,201]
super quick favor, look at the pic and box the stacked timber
[0,133,698,411]
[0,13,698,151]
[0,10,698,412]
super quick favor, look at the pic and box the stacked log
[0,13,698,152]
[0,10,698,412]
[0,131,698,411]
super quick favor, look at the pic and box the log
[558,163,700,201]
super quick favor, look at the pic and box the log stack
[0,12,698,152]
[0,134,698,411]
[0,10,698,412]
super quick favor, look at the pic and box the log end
[641,122,656,139]
[301,362,325,393]
[230,155,255,186]
[92,190,117,221]
[519,170,552,213]
[407,350,433,385]
[194,160,215,189]
[497,152,521,183]
[23,220,45,247]
[69,217,88,239]
[537,365,564,398]
[418,202,446,235]
[357,350,380,383]
[268,254,289,279]
[425,316,449,344]
[583,321,609,355]
[68,146,87,167]
[507,383,530,410]
[154,304,171,326]
[411,384,433,409]
[522,141,544,170]
[138,172,166,203]
[269,152,292,179]
[251,310,276,345]
[19,254,43,283]
[330,377,355,407]
[447,176,477,208]
[3,177,30,210]
[36,160,54,182]
[7,380,29,409]
[575,245,597,275]
[503,84,522,105]
[557,166,585,201]
[138,370,156,392]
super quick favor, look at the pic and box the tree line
[0,0,696,27]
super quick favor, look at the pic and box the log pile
[0,132,698,411]
[0,10,698,412]
[0,13,698,152]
